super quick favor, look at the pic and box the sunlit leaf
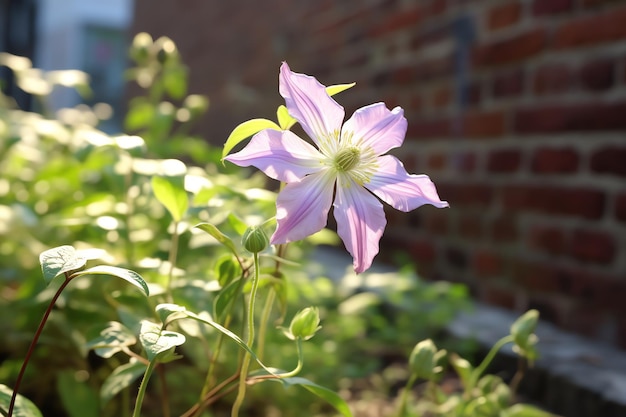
[39,245,87,284]
[139,320,186,362]
[502,404,554,417]
[194,223,238,255]
[85,321,137,358]
[100,360,147,406]
[0,384,43,417]
[271,377,353,417]
[326,82,356,96]
[222,118,281,160]
[276,105,296,130]
[152,175,188,222]
[155,303,188,325]
[57,371,99,417]
[73,265,149,297]
[125,98,154,131]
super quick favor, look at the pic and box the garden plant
[0,34,550,417]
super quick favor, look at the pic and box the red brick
[467,80,482,105]
[458,213,483,238]
[512,260,561,293]
[531,147,579,174]
[452,150,477,173]
[445,246,468,269]
[391,65,415,85]
[616,192,626,222]
[473,250,502,277]
[487,149,522,173]
[427,152,447,171]
[482,286,516,309]
[410,239,437,263]
[583,0,626,7]
[579,58,615,91]
[492,69,524,97]
[569,229,616,264]
[490,215,519,242]
[502,186,606,219]
[553,6,626,48]
[473,28,547,67]
[407,117,450,139]
[590,146,626,177]
[415,56,455,81]
[423,209,448,234]
[488,2,522,31]
[463,110,506,138]
[533,63,574,95]
[436,182,494,206]
[514,101,626,133]
[532,0,573,15]
[528,225,567,255]
[368,7,422,37]
[431,86,452,108]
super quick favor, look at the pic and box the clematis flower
[226,62,448,273]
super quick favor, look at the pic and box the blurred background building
[3,0,626,348]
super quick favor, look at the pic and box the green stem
[230,253,261,417]
[395,374,417,417]
[7,273,73,417]
[256,288,275,362]
[469,335,514,390]
[132,359,158,417]
[166,220,181,298]
[278,338,304,379]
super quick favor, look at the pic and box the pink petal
[333,178,386,273]
[279,62,345,146]
[271,171,336,244]
[365,155,449,212]
[225,129,323,183]
[341,103,407,155]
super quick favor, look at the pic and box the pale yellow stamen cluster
[318,130,378,188]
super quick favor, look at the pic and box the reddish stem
[7,273,73,417]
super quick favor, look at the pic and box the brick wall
[132,0,626,347]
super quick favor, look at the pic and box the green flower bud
[242,226,269,253]
[130,32,152,64]
[288,307,321,340]
[409,339,443,380]
[510,309,539,361]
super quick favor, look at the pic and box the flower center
[333,147,360,172]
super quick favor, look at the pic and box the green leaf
[139,320,186,362]
[276,105,297,130]
[222,118,281,160]
[85,321,137,358]
[57,371,99,417]
[449,353,473,390]
[73,265,149,297]
[502,404,554,417]
[163,66,188,99]
[151,175,188,222]
[194,222,238,255]
[213,278,243,321]
[39,245,87,284]
[227,212,248,236]
[326,82,356,97]
[278,377,353,417]
[100,360,147,406]
[0,384,43,417]
[125,98,154,131]
[155,303,188,325]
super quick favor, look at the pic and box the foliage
[0,34,495,417]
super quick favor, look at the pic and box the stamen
[334,147,360,172]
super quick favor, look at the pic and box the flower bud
[242,226,269,253]
[510,309,539,361]
[288,307,321,340]
[409,339,442,380]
